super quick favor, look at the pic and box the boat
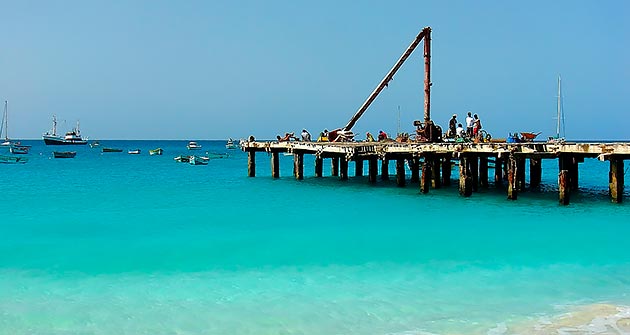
[174,155,190,163]
[128,149,141,154]
[89,141,100,148]
[189,155,209,165]
[1,101,31,154]
[42,115,88,145]
[9,144,31,154]
[102,147,123,153]
[0,154,28,164]
[53,151,76,158]
[548,75,566,144]
[205,152,228,159]
[225,138,238,149]
[149,148,163,155]
[187,141,202,150]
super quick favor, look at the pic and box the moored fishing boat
[102,148,123,153]
[0,154,28,164]
[189,155,209,165]
[128,149,141,154]
[53,151,77,158]
[42,115,88,145]
[149,148,163,155]
[174,155,190,163]
[9,143,31,154]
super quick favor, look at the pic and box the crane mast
[342,26,432,132]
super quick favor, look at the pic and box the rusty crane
[330,26,439,142]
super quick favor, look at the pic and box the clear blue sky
[1,0,628,140]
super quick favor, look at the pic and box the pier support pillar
[458,156,472,197]
[271,152,280,178]
[340,158,348,180]
[410,157,420,183]
[442,156,452,186]
[331,157,339,177]
[421,157,432,193]
[432,157,442,189]
[558,155,571,205]
[507,155,518,200]
[516,156,526,191]
[470,156,479,192]
[368,157,378,183]
[494,156,503,186]
[396,159,406,187]
[381,159,390,181]
[293,153,304,180]
[609,158,624,203]
[559,170,570,205]
[355,159,363,177]
[529,158,542,188]
[315,157,323,177]
[479,156,489,188]
[247,151,256,177]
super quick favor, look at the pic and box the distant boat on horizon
[187,141,202,150]
[43,115,88,145]
[226,138,237,149]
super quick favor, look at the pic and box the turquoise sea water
[2,140,630,334]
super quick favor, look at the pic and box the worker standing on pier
[465,111,474,137]
[473,114,482,138]
[448,114,458,138]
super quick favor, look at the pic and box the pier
[242,140,630,205]
[242,25,627,205]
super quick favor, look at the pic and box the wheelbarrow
[519,132,542,142]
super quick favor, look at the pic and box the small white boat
[226,138,238,149]
[128,149,141,154]
[189,155,209,165]
[187,141,202,150]
[1,101,31,154]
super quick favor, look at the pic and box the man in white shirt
[465,111,474,137]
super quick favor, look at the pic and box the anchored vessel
[43,115,88,145]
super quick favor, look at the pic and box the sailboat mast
[1,101,6,140]
[556,75,562,138]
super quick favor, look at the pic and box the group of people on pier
[447,111,484,141]
[276,110,487,144]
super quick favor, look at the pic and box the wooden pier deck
[242,140,630,204]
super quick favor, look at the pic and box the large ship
[42,115,88,145]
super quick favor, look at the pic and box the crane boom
[343,27,431,132]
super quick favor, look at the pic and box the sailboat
[0,100,31,154]
[548,75,566,144]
